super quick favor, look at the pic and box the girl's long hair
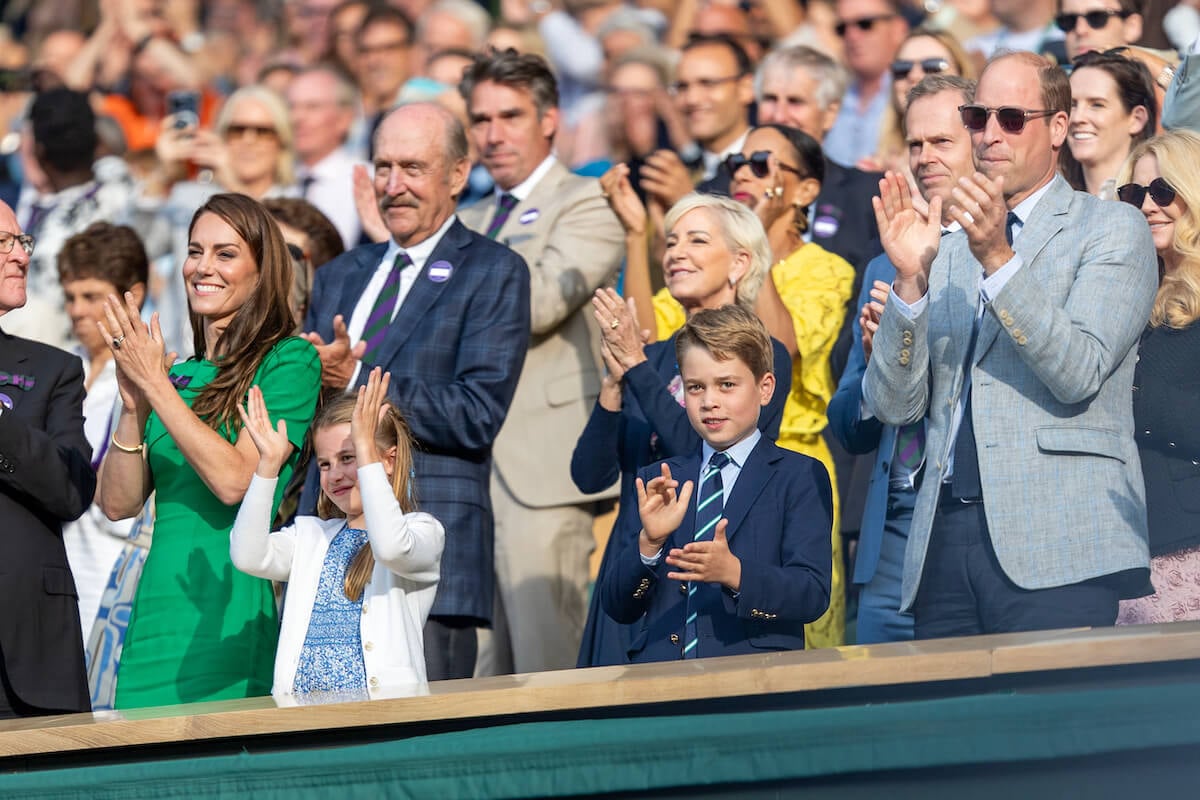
[314,392,418,602]
[187,193,296,434]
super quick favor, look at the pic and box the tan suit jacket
[461,160,625,508]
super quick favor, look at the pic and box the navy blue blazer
[826,253,899,585]
[599,436,832,663]
[302,219,531,624]
[0,331,93,712]
[571,333,791,666]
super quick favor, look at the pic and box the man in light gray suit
[864,50,1158,638]
[459,50,625,674]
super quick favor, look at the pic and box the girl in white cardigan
[231,367,444,701]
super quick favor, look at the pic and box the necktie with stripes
[360,251,412,364]
[485,193,518,240]
[683,450,730,659]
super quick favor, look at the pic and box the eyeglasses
[668,75,742,95]
[0,231,34,256]
[959,104,1058,133]
[225,123,278,140]
[890,58,951,80]
[724,151,805,179]
[1117,177,1177,208]
[835,14,896,37]
[1054,9,1131,32]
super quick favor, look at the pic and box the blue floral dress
[292,525,369,699]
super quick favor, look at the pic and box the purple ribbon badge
[170,374,193,390]
[0,371,35,391]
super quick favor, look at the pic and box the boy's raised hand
[636,462,693,557]
[236,385,292,478]
[666,520,742,592]
[351,367,392,466]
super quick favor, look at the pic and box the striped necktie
[485,193,518,240]
[360,251,411,364]
[683,450,730,659]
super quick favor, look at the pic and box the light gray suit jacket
[864,176,1157,611]
[460,160,625,508]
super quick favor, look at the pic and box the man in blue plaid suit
[302,102,531,680]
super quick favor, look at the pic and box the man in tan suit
[459,50,625,675]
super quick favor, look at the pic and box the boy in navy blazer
[601,305,833,663]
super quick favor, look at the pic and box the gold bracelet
[110,433,145,454]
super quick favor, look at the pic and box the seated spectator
[571,191,793,666]
[56,223,148,648]
[137,84,298,356]
[1115,130,1200,624]
[1056,0,1142,61]
[1063,50,1155,199]
[598,304,832,663]
[5,88,135,350]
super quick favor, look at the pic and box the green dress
[115,337,320,709]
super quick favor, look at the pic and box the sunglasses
[225,123,278,140]
[835,14,896,37]
[1054,9,1131,32]
[959,104,1058,133]
[724,151,805,179]
[890,58,951,80]
[1117,177,1177,208]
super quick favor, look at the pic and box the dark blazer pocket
[43,566,78,598]
[745,620,805,651]
[1035,426,1127,463]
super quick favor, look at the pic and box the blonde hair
[313,393,418,602]
[1117,130,1200,329]
[215,85,296,187]
[879,27,977,162]
[662,193,772,309]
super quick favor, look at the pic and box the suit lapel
[718,438,778,543]
[368,220,472,371]
[973,177,1071,364]
[337,243,388,322]
[498,161,568,244]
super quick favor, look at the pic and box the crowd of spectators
[0,0,1199,719]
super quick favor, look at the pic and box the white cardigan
[230,465,444,699]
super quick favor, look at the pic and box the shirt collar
[1008,179,1055,235]
[496,155,557,202]
[382,213,458,268]
[701,428,762,470]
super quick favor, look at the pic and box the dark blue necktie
[683,451,730,658]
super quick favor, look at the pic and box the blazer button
[670,634,680,644]
[369,677,379,688]
[364,641,374,651]
[1017,336,1028,346]
[900,348,910,358]
[679,582,688,594]
[1011,328,1023,338]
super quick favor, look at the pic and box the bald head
[0,201,31,314]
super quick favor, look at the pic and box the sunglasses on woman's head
[890,58,950,80]
[1117,178,1177,208]
[959,104,1057,134]
[724,151,804,179]
[1054,9,1130,32]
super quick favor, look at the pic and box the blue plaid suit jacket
[303,219,531,624]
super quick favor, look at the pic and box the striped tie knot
[485,193,519,240]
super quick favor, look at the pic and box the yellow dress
[653,242,854,648]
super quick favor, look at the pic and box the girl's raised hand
[351,367,391,466]
[236,385,292,478]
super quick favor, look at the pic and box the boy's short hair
[675,304,773,380]
[57,222,149,293]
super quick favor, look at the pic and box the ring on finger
[609,319,620,330]
[112,334,126,350]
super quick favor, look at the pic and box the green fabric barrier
[5,680,1200,799]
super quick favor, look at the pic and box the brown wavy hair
[313,392,418,602]
[187,193,296,434]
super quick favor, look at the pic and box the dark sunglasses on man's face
[1117,177,1177,208]
[835,14,895,37]
[890,58,950,80]
[959,104,1057,134]
[1054,9,1131,32]
[724,151,804,179]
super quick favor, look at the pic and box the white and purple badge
[519,209,540,225]
[428,260,453,283]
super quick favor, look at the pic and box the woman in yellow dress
[652,126,854,647]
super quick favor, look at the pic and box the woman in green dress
[97,193,321,709]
